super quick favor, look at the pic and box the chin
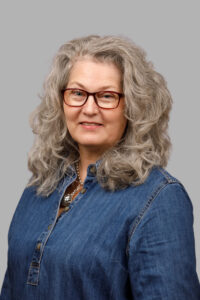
[79,142,104,148]
[76,137,104,146]
[77,140,110,151]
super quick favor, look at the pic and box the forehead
[67,58,122,90]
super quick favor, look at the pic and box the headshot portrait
[0,2,199,300]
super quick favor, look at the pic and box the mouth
[79,122,103,129]
[80,122,103,126]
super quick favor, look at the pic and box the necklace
[60,162,83,208]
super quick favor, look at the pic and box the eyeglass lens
[64,89,120,109]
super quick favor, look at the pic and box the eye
[72,90,84,96]
[103,94,113,98]
[97,92,117,100]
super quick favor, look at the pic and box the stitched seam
[158,167,178,184]
[126,180,170,256]
[26,281,38,286]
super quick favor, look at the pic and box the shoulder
[126,167,194,251]
[146,169,193,222]
[126,166,192,210]
[139,166,191,206]
[142,166,180,189]
[137,166,193,217]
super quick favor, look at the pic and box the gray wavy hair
[27,34,172,196]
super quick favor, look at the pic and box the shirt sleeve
[127,182,200,300]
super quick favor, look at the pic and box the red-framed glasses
[62,88,124,109]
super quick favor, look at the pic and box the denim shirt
[1,165,200,300]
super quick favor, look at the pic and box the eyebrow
[68,81,118,91]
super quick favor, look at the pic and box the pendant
[61,194,72,207]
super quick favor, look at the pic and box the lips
[80,122,103,126]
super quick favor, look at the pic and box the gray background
[0,0,199,287]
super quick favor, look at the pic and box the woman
[1,35,200,299]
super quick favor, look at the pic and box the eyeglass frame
[62,88,124,109]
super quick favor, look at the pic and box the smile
[79,122,103,129]
[80,122,102,126]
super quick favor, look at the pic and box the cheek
[63,111,70,127]
[118,117,127,136]
[108,113,127,137]
[116,102,127,131]
[63,107,76,126]
[115,107,127,127]
[63,106,68,121]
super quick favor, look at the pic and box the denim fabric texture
[1,165,200,299]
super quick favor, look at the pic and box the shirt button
[80,188,86,194]
[36,243,42,250]
[90,166,96,174]
[48,224,52,230]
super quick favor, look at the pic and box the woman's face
[63,58,127,156]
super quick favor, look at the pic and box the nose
[82,95,99,114]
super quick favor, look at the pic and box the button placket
[47,224,52,230]
[27,232,47,285]
[27,172,92,286]
[27,173,77,286]
[36,242,42,250]
[80,188,87,194]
